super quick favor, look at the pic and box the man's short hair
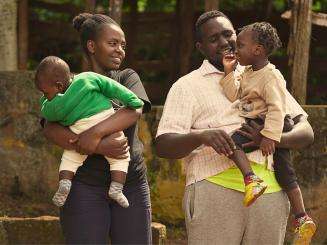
[195,10,230,42]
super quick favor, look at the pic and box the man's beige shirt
[156,60,307,186]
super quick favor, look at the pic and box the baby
[35,56,143,208]
[220,22,316,244]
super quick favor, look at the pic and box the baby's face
[235,29,257,66]
[36,77,60,100]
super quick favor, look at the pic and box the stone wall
[0,71,326,243]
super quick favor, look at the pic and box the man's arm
[239,115,314,150]
[277,115,314,149]
[155,130,236,159]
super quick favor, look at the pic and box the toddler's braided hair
[241,22,282,55]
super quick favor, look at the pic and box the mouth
[111,57,122,64]
[220,46,235,56]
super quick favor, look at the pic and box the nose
[219,36,229,47]
[115,44,125,56]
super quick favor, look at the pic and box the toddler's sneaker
[293,215,316,245]
[243,174,267,207]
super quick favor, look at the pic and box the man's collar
[199,60,225,76]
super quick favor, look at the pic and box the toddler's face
[235,29,257,66]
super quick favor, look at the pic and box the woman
[43,13,152,244]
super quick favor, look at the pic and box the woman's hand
[70,127,102,155]
[96,132,129,158]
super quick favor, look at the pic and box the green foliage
[312,0,327,11]
[273,0,286,11]
[137,0,176,12]
[33,7,70,22]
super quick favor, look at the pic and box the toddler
[220,22,316,244]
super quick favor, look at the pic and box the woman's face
[92,24,126,71]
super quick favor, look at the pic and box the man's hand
[237,120,264,148]
[222,53,237,75]
[198,130,236,156]
[260,137,276,156]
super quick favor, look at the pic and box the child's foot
[52,179,72,207]
[293,215,316,245]
[108,181,129,208]
[243,174,267,207]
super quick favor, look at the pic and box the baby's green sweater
[40,71,144,126]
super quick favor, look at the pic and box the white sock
[52,179,72,207]
[108,181,129,208]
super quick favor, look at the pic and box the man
[155,11,314,245]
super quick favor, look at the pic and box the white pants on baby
[59,108,130,174]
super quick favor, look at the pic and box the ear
[196,41,205,56]
[253,44,263,56]
[86,40,96,54]
[55,81,64,91]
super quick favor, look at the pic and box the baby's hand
[222,53,237,75]
[260,137,276,156]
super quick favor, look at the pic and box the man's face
[196,16,236,69]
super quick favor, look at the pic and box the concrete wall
[0,71,326,243]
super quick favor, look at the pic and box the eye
[223,31,234,38]
[108,41,118,47]
[209,36,217,43]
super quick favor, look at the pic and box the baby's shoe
[293,215,316,245]
[108,181,129,208]
[243,174,267,207]
[52,179,72,207]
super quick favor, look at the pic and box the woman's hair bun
[72,13,93,32]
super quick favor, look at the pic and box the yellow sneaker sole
[243,184,267,207]
[293,221,317,245]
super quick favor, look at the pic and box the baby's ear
[56,81,64,91]
[253,44,262,56]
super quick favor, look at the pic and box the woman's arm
[73,107,142,154]
[239,115,314,150]
[43,122,129,158]
[42,109,135,157]
[43,121,76,150]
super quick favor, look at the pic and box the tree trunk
[0,0,18,71]
[85,0,96,13]
[125,0,137,68]
[109,0,123,25]
[18,0,28,70]
[287,0,312,104]
[205,0,219,11]
[177,0,195,77]
[265,0,273,20]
